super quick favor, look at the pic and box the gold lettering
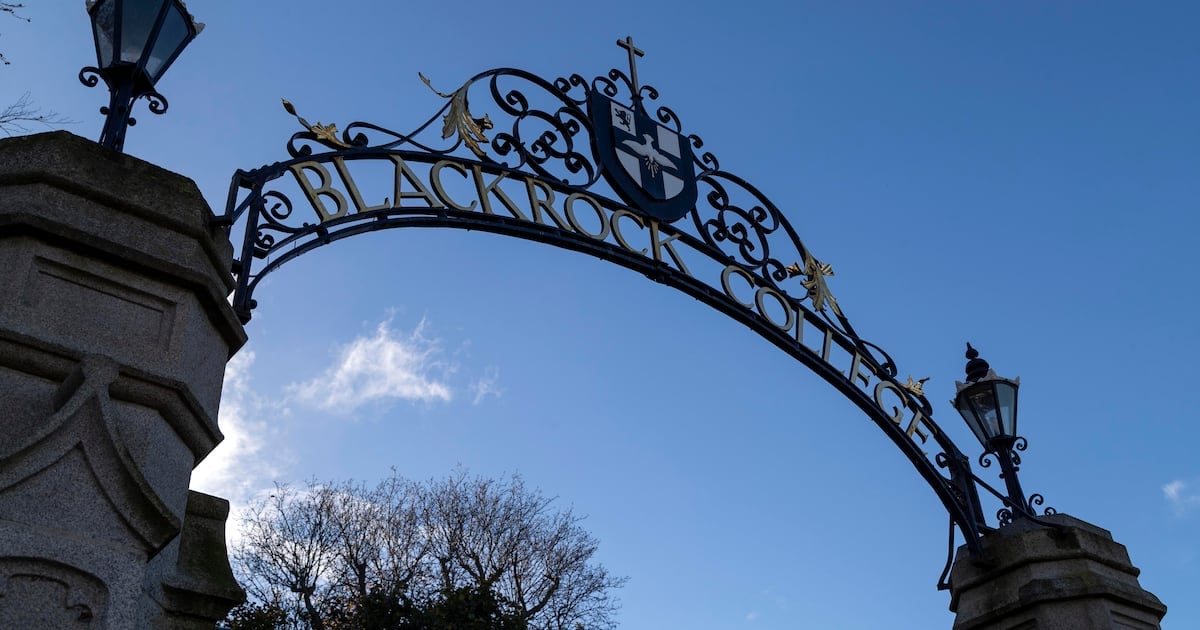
[905,410,932,444]
[565,193,610,240]
[390,155,443,208]
[332,157,389,214]
[792,304,806,344]
[720,264,755,309]
[847,352,873,389]
[289,161,348,222]
[820,325,836,363]
[755,286,795,333]
[649,220,691,276]
[873,381,908,426]
[429,160,476,211]
[473,166,528,220]
[524,177,570,230]
[610,210,648,254]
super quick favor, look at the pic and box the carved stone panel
[0,559,108,628]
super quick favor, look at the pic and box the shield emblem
[590,91,697,223]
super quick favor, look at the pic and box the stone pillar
[949,513,1166,629]
[0,132,246,628]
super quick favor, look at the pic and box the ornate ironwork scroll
[218,40,1048,583]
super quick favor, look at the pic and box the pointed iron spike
[965,342,979,359]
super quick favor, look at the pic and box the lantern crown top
[85,0,205,35]
[964,342,990,382]
[954,343,1019,395]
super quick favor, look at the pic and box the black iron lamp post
[952,343,1032,521]
[80,0,202,152]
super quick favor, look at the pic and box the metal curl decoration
[639,83,660,103]
[968,459,1059,534]
[693,177,779,270]
[655,105,682,133]
[603,68,635,97]
[144,91,169,115]
[1029,494,1057,516]
[689,134,720,172]
[492,73,598,186]
[338,121,421,154]
[252,192,299,252]
[78,67,170,117]
[79,63,178,151]
[552,74,591,104]
[263,191,296,224]
[78,67,102,88]
[254,231,275,252]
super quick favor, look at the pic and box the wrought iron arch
[218,51,1051,586]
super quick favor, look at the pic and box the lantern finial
[964,342,990,382]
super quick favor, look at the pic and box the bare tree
[0,2,28,66]
[234,484,339,630]
[422,472,623,629]
[1,5,72,134]
[0,92,71,136]
[230,470,625,630]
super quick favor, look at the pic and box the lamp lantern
[81,0,203,151]
[953,343,1031,519]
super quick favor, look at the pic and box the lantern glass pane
[967,386,1000,440]
[956,394,989,448]
[118,0,163,65]
[996,381,1018,437]
[145,4,189,82]
[91,0,116,68]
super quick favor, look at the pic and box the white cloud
[192,351,286,533]
[745,611,760,622]
[1163,479,1200,515]
[288,317,453,413]
[470,366,504,405]
[193,315,490,546]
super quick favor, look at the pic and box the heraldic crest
[588,37,698,222]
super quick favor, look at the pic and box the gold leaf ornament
[280,98,350,150]
[902,376,931,397]
[419,72,493,158]
[794,253,843,316]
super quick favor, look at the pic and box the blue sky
[5,2,1199,628]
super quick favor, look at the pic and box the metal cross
[616,36,645,97]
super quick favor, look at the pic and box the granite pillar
[0,131,246,628]
[949,513,1166,629]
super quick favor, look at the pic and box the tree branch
[0,92,73,135]
[1,2,29,66]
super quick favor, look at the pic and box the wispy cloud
[470,366,504,405]
[288,317,453,413]
[1163,479,1200,515]
[196,315,484,545]
[745,611,760,622]
[192,351,287,542]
